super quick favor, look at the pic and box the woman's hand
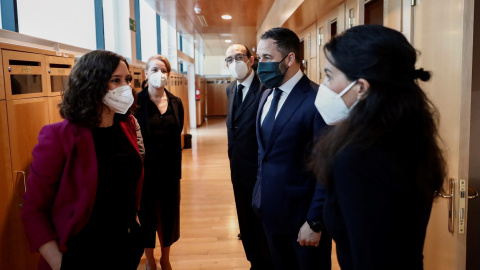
[39,240,62,270]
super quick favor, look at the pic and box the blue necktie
[261,88,282,145]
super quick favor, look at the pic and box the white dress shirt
[260,69,303,125]
[236,70,254,101]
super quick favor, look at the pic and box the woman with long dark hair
[22,50,144,270]
[311,25,446,269]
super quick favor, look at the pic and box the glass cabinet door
[46,56,73,96]
[2,50,47,100]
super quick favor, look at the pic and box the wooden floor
[136,117,340,270]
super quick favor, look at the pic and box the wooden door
[412,0,475,269]
[0,100,17,270]
[3,50,47,100]
[2,97,47,269]
[45,55,73,97]
[48,95,63,124]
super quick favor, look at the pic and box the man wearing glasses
[225,44,273,270]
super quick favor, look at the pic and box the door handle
[436,178,455,234]
[14,171,26,208]
[14,170,26,193]
[468,186,479,199]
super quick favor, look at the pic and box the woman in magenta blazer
[21,50,144,270]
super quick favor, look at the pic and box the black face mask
[257,54,289,89]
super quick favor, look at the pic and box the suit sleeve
[21,125,66,252]
[306,111,328,222]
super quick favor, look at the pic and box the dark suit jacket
[21,117,143,267]
[253,74,327,234]
[226,73,266,191]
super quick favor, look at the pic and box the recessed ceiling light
[221,15,232,20]
[225,40,232,43]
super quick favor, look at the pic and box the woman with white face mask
[310,25,446,270]
[22,50,144,270]
[134,55,184,270]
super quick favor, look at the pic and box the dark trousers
[263,227,332,270]
[232,182,274,270]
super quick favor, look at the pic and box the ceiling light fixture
[221,15,232,20]
[194,5,201,14]
[225,40,232,43]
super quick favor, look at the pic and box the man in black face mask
[253,27,331,270]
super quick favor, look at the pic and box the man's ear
[287,52,295,66]
[247,56,254,67]
[356,78,370,100]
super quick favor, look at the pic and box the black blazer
[135,88,184,179]
[253,74,327,234]
[226,73,266,191]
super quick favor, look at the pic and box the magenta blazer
[21,116,144,269]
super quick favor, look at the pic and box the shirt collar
[277,69,303,94]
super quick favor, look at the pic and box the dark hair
[59,50,133,128]
[310,25,445,201]
[260,27,300,63]
[142,54,172,89]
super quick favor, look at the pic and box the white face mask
[315,81,357,125]
[148,71,168,88]
[103,85,134,114]
[228,60,249,80]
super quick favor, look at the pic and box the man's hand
[297,221,321,247]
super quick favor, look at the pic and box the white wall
[203,55,230,76]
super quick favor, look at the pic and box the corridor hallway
[136,117,340,270]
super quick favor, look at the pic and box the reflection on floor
[136,117,340,270]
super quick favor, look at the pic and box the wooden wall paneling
[3,51,47,100]
[45,56,73,97]
[48,96,63,124]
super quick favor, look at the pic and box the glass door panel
[2,50,47,100]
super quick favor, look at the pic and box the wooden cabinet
[7,97,50,186]
[0,44,72,270]
[48,95,63,124]
[2,50,47,100]
[0,98,46,270]
[46,55,73,96]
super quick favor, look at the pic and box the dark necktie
[233,84,244,118]
[261,88,282,145]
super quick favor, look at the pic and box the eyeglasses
[225,53,246,65]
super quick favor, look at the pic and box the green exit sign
[129,18,136,32]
